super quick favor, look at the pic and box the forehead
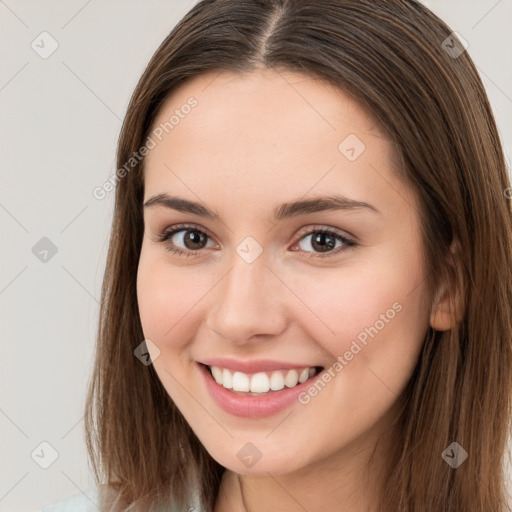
[142,68,411,217]
[150,67,382,142]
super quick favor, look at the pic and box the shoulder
[38,486,203,512]
[38,488,100,512]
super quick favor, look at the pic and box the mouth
[199,363,324,396]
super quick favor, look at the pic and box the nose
[205,251,287,345]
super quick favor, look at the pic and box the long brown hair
[84,1,512,510]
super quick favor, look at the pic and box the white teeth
[211,366,223,384]
[269,371,284,391]
[284,369,299,387]
[208,365,319,394]
[250,372,270,393]
[298,368,309,383]
[222,368,233,389]
[232,371,249,391]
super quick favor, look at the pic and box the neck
[214,423,396,512]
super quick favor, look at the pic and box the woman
[41,0,512,511]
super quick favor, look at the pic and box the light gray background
[1,1,511,511]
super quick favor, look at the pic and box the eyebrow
[143,193,380,221]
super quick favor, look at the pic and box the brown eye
[293,227,356,259]
[156,224,216,256]
[180,230,208,250]
[306,231,337,252]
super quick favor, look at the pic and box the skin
[136,67,455,512]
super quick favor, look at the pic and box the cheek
[284,248,428,370]
[136,254,206,408]
[136,252,199,348]
[283,261,429,442]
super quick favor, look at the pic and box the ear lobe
[429,239,464,331]
[429,285,455,331]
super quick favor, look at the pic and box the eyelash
[154,223,357,259]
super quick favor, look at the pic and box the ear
[429,239,464,331]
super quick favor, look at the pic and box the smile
[198,362,325,418]
[207,365,321,395]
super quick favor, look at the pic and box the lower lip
[198,362,320,418]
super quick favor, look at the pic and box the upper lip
[198,358,322,374]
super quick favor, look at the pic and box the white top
[39,489,100,511]
[38,487,203,511]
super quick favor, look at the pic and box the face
[136,67,432,477]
